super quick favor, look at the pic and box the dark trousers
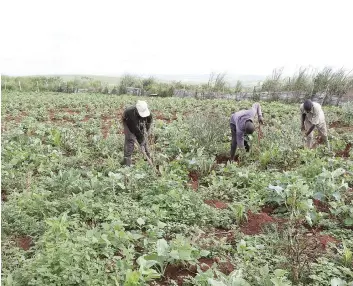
[123,122,150,166]
[230,123,250,159]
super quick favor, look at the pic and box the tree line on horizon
[1,67,353,105]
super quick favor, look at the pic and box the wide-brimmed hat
[136,100,150,117]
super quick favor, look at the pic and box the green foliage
[186,111,229,154]
[342,101,353,125]
[1,92,353,286]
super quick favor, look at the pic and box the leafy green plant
[186,111,229,154]
[329,201,353,227]
[330,277,353,286]
[141,236,209,276]
[229,203,248,225]
[313,168,348,201]
[338,241,353,267]
[2,91,353,286]
[341,101,353,125]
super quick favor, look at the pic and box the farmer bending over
[300,99,328,149]
[121,100,153,166]
[230,102,264,160]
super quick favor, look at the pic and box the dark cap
[304,99,313,112]
[245,120,255,134]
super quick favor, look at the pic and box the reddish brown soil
[155,112,177,123]
[240,211,283,235]
[215,154,229,164]
[336,143,352,158]
[190,257,234,275]
[5,111,28,124]
[196,228,235,245]
[83,115,91,122]
[214,228,235,243]
[48,109,75,123]
[204,200,228,209]
[196,258,215,271]
[188,171,199,190]
[51,109,63,117]
[261,204,278,214]
[61,108,80,114]
[218,259,235,275]
[157,264,194,286]
[16,236,33,251]
[329,121,348,128]
[101,115,114,138]
[302,221,324,232]
[215,154,240,164]
[329,121,353,133]
[157,257,235,285]
[316,234,339,250]
[313,199,330,213]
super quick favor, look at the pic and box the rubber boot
[123,157,132,166]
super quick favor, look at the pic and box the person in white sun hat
[121,100,153,166]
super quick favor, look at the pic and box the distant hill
[53,75,121,85]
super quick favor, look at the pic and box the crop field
[1,92,353,285]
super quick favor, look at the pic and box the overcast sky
[1,0,352,77]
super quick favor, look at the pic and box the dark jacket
[122,106,152,144]
[230,103,263,148]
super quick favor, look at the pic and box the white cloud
[1,0,352,76]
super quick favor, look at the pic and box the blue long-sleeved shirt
[230,103,263,148]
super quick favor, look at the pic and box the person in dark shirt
[121,100,153,166]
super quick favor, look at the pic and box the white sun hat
[136,100,150,117]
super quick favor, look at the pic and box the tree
[102,86,109,94]
[234,80,243,93]
[261,67,284,100]
[111,86,118,94]
[118,74,139,95]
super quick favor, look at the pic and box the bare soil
[316,234,339,249]
[101,115,114,138]
[204,200,228,209]
[15,236,33,251]
[5,111,28,124]
[155,111,178,123]
[329,121,349,128]
[261,204,278,214]
[336,143,352,158]
[215,154,229,164]
[155,257,235,286]
[313,199,331,213]
[188,171,199,190]
[215,154,240,164]
[196,228,235,245]
[240,211,285,235]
